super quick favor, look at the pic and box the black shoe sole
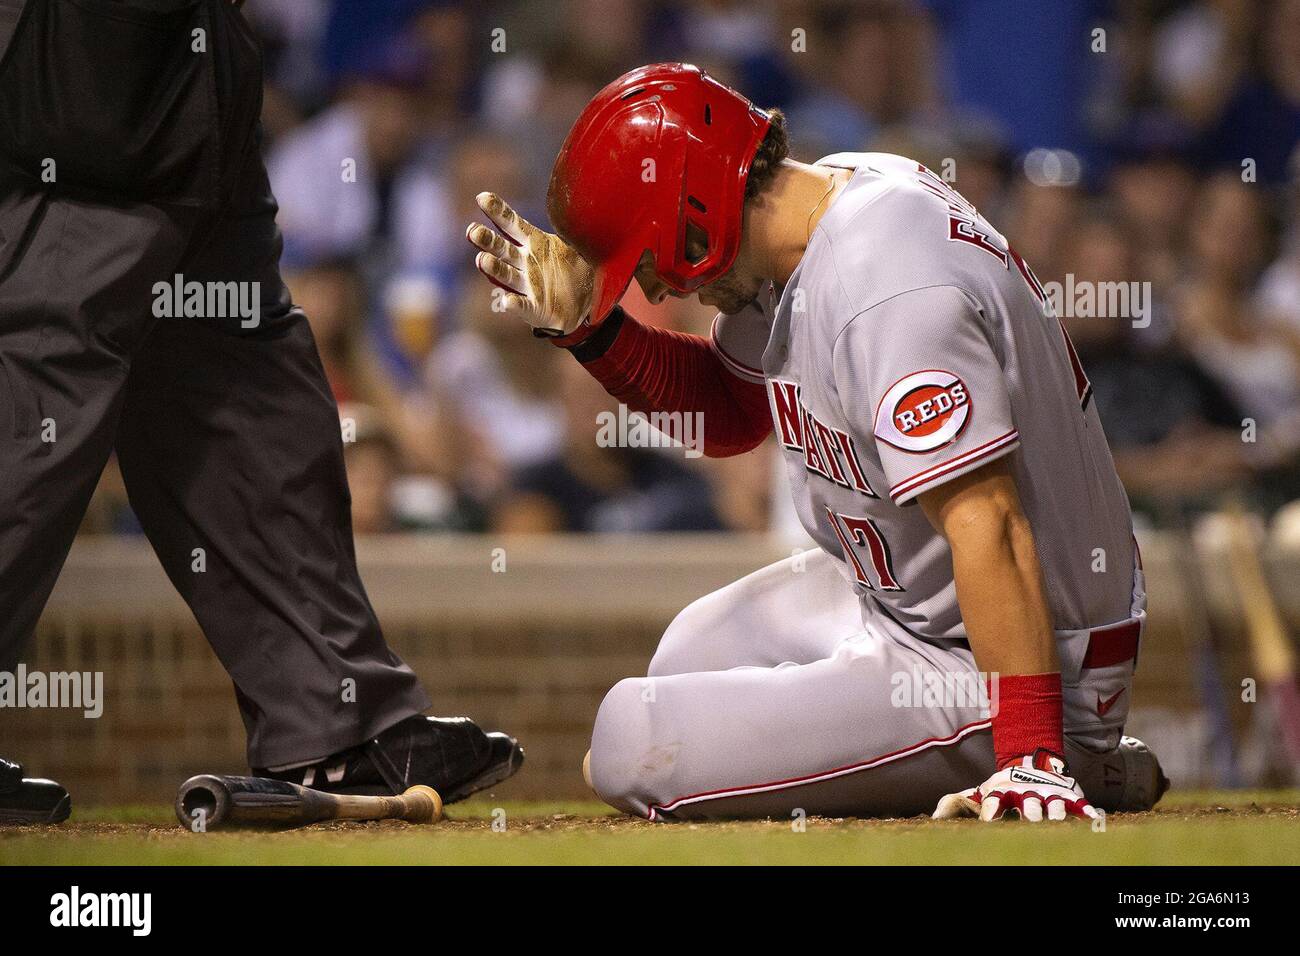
[0,791,71,825]
[444,735,525,804]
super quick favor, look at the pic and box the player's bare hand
[466,192,594,337]
[932,750,1099,822]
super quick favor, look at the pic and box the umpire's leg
[114,154,430,768]
[0,173,194,671]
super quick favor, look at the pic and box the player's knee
[588,676,669,817]
[647,598,717,677]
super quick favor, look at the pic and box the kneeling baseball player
[467,63,1168,822]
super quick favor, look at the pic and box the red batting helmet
[546,63,772,323]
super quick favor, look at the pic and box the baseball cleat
[0,757,71,825]
[253,716,524,805]
[442,730,526,803]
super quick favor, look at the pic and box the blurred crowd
[81,0,1300,537]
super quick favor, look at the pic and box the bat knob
[401,785,444,823]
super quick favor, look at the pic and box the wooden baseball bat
[1158,501,1239,787]
[175,774,443,831]
[1219,502,1300,768]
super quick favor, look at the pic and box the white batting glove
[465,192,594,337]
[933,751,1099,822]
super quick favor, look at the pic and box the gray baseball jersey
[586,153,1147,821]
[712,152,1136,640]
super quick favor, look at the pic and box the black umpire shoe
[0,757,72,825]
[253,716,524,804]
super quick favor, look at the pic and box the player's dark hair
[744,108,789,200]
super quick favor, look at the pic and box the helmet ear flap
[589,240,647,324]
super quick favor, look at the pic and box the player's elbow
[700,376,773,457]
[702,421,772,458]
[920,462,1028,557]
[941,489,1032,565]
[956,509,1044,600]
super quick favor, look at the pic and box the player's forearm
[949,506,1065,767]
[949,507,1058,676]
[920,462,1063,766]
[559,307,773,457]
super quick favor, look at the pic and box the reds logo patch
[874,369,971,452]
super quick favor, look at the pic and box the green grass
[3,792,1296,866]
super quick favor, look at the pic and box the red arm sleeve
[559,307,772,457]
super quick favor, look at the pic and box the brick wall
[1,532,1292,806]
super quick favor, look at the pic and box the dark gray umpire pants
[0,0,430,766]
